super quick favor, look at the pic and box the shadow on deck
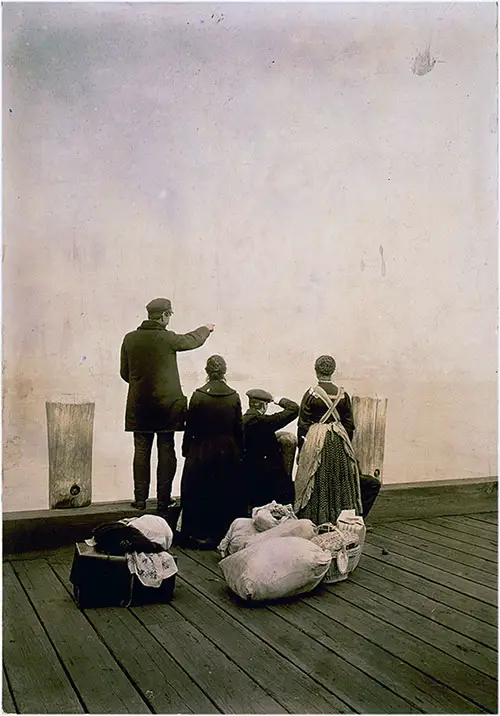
[3,512,498,714]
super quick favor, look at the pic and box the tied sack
[218,518,315,557]
[251,501,297,532]
[218,518,260,557]
[247,518,316,547]
[219,536,332,601]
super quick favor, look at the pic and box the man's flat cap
[146,297,172,313]
[246,388,273,402]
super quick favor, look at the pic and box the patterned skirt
[297,429,361,526]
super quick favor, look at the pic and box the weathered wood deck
[3,512,497,714]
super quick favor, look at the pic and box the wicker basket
[344,543,362,572]
[311,524,350,584]
[312,523,364,584]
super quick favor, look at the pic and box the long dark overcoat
[242,397,299,508]
[180,380,245,543]
[120,321,210,432]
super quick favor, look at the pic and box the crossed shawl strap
[310,384,358,463]
[295,384,362,515]
[309,384,345,424]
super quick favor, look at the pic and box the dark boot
[131,500,146,510]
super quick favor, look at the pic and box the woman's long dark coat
[180,380,245,543]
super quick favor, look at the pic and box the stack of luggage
[70,514,178,608]
[217,501,366,601]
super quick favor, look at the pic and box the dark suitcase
[70,542,177,609]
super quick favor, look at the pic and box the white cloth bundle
[251,501,297,532]
[219,536,331,601]
[126,551,177,588]
[218,518,260,557]
[121,514,174,550]
[122,514,177,587]
[218,517,315,557]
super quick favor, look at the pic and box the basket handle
[316,522,337,535]
[316,523,347,546]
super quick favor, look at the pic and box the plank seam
[9,561,88,714]
[126,607,224,715]
[175,550,355,713]
[374,526,498,578]
[431,516,499,539]
[390,521,498,557]
[366,538,498,599]
[49,559,155,714]
[330,576,497,677]
[325,587,497,709]
[351,564,497,649]
[180,548,496,714]
[176,549,421,714]
[51,562,207,713]
[3,664,18,715]
[360,552,497,626]
[304,592,495,713]
[465,515,498,525]
[53,551,225,715]
[379,523,498,564]
[170,575,341,714]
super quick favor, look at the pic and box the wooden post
[276,431,297,478]
[351,396,388,482]
[46,401,95,509]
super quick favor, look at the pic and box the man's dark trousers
[133,431,176,511]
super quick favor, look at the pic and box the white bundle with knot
[251,501,297,532]
[219,536,332,601]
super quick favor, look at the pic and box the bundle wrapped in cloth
[218,518,259,557]
[121,515,178,587]
[219,536,332,601]
[218,502,314,557]
[218,506,365,599]
[251,501,297,531]
[87,515,178,588]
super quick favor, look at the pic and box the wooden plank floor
[3,512,498,714]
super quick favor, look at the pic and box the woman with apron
[294,355,362,525]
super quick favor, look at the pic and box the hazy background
[3,2,497,511]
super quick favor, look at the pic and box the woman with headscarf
[179,355,245,548]
[294,355,362,525]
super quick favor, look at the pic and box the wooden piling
[351,396,388,482]
[46,401,94,509]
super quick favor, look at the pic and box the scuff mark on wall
[14,376,34,400]
[412,41,439,76]
[379,245,387,277]
[3,436,22,470]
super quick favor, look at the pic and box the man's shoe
[131,500,146,510]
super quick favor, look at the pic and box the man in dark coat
[242,389,299,509]
[120,297,214,514]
